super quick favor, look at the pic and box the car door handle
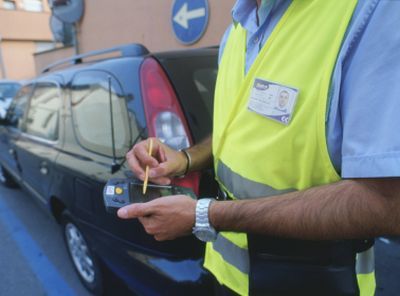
[8,148,14,155]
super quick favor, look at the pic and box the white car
[0,80,21,119]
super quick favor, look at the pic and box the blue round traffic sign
[171,0,209,45]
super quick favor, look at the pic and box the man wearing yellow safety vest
[118,0,400,295]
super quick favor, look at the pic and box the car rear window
[156,52,218,143]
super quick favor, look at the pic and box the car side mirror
[0,109,8,125]
[0,117,10,125]
[0,111,11,125]
[0,97,12,124]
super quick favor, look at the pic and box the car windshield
[0,83,21,100]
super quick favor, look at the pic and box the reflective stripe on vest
[357,247,376,296]
[217,161,294,199]
[356,247,375,274]
[204,0,377,295]
[212,233,249,274]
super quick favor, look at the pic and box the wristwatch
[192,198,218,242]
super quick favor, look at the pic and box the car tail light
[140,58,200,194]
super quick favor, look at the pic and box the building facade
[0,0,53,80]
[34,0,235,74]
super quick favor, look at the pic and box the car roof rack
[42,43,149,73]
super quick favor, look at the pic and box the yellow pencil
[143,138,153,194]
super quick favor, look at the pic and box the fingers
[117,203,152,219]
[117,195,196,241]
[126,138,180,184]
[153,234,170,241]
[148,162,174,184]
[134,138,159,167]
[157,145,167,163]
[126,138,160,180]
[138,217,168,240]
[126,149,146,180]
[147,176,172,186]
[138,216,175,241]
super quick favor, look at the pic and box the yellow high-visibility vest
[206,1,375,295]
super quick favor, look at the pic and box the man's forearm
[210,178,400,240]
[186,135,213,173]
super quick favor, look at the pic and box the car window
[156,52,218,143]
[193,68,218,117]
[70,70,132,157]
[24,83,61,141]
[6,84,33,129]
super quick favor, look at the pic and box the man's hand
[126,137,187,185]
[117,195,196,241]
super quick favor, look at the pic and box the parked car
[0,80,21,119]
[0,44,218,295]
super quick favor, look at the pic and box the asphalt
[0,184,91,296]
[0,183,399,296]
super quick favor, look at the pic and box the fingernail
[118,208,128,218]
[149,170,156,177]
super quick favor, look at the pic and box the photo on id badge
[247,78,299,125]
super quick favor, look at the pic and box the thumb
[117,203,151,219]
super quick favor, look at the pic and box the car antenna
[108,76,121,174]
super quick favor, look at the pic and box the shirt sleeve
[340,0,400,178]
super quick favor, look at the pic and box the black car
[0,44,218,295]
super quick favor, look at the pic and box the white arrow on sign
[173,3,206,29]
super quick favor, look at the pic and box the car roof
[36,45,219,84]
[0,79,22,85]
[36,56,141,83]
[152,47,218,59]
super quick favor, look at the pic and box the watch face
[193,228,217,242]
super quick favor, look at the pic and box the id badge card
[247,78,299,125]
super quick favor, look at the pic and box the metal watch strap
[195,198,213,228]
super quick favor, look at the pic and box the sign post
[0,36,7,79]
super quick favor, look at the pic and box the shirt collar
[231,0,282,33]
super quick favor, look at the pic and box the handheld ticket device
[103,178,197,214]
